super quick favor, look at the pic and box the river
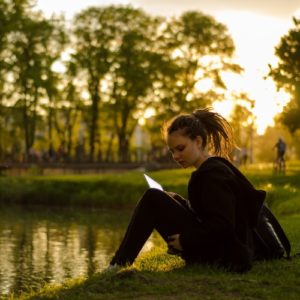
[0,205,158,296]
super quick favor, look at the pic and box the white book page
[144,174,163,191]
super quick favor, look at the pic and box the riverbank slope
[4,161,300,300]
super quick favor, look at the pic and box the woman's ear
[195,136,203,148]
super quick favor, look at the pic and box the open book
[143,174,163,191]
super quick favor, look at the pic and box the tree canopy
[0,3,248,163]
[269,17,300,134]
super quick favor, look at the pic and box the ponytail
[163,107,234,159]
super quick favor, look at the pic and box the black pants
[110,188,200,266]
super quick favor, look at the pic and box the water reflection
[0,206,157,296]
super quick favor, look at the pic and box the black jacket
[179,157,265,272]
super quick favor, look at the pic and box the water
[0,206,158,296]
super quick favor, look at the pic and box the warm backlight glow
[138,107,156,125]
[36,2,295,135]
[212,100,234,119]
[215,10,292,134]
[36,0,129,18]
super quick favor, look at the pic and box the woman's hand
[166,191,177,198]
[168,234,183,251]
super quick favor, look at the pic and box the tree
[40,17,68,152]
[72,5,167,162]
[229,94,256,163]
[230,104,254,147]
[143,11,242,158]
[268,17,300,134]
[0,0,11,96]
[53,60,84,161]
[72,7,115,162]
[106,6,164,162]
[10,13,65,161]
[0,0,12,160]
[0,0,34,160]
[154,11,241,117]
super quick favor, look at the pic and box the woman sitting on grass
[108,107,266,273]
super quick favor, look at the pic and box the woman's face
[167,130,204,168]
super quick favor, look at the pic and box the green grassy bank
[3,161,300,300]
[1,162,300,215]
[0,168,189,208]
[0,167,196,209]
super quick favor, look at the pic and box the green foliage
[269,17,300,94]
[0,172,145,208]
[2,161,300,216]
[268,17,300,134]
[281,103,300,134]
[72,6,117,161]
[152,10,240,118]
[0,0,39,159]
[0,3,243,163]
[228,100,254,148]
[97,6,163,162]
[6,8,68,159]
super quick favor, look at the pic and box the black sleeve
[179,171,237,250]
[164,191,189,209]
[173,193,189,209]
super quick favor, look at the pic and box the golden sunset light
[2,2,300,297]
[215,10,293,134]
[36,0,300,134]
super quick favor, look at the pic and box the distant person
[273,138,286,173]
[274,138,286,162]
[106,108,271,273]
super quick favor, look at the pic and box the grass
[1,161,300,216]
[3,161,300,300]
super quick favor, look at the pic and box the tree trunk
[105,132,115,162]
[22,96,30,162]
[47,95,53,147]
[118,131,130,162]
[88,85,100,162]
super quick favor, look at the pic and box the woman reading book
[108,107,266,272]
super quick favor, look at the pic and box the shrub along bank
[1,162,300,216]
[0,169,190,208]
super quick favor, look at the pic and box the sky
[36,0,300,134]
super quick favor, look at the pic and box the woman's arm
[165,191,188,208]
[179,172,237,251]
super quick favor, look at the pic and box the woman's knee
[143,188,165,200]
[139,188,168,207]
